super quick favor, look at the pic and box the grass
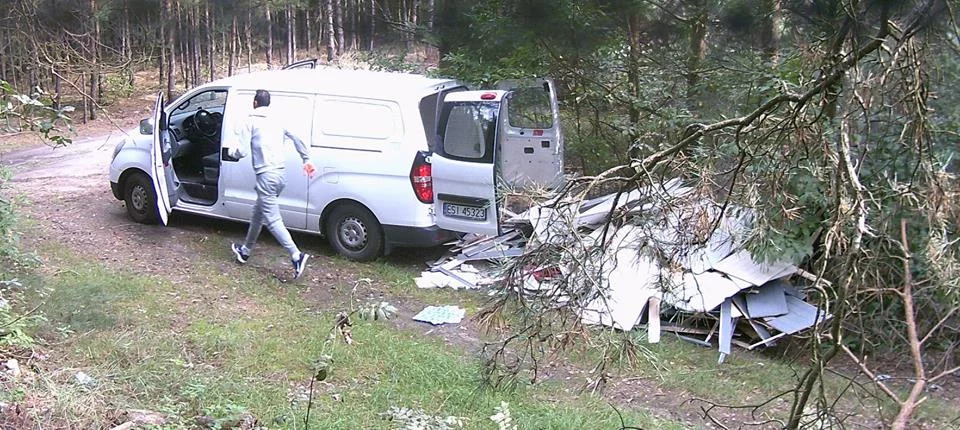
[1,238,688,429]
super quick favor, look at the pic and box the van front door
[431,95,501,236]
[150,91,180,225]
[496,78,564,189]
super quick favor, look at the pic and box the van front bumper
[382,224,459,248]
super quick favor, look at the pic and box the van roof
[199,68,460,99]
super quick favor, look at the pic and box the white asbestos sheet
[581,226,662,331]
[415,269,482,290]
[745,280,789,318]
[663,271,746,313]
[763,295,829,334]
[711,250,797,287]
[527,206,577,245]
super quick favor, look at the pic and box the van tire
[124,172,160,224]
[325,203,383,262]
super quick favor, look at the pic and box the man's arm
[285,129,315,177]
[224,120,250,161]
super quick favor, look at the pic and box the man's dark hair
[254,89,271,107]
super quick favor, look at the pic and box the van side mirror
[139,118,154,135]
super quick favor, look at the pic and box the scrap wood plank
[435,266,477,289]
[462,231,522,257]
[676,334,713,347]
[458,247,524,262]
[746,332,789,350]
[659,325,713,335]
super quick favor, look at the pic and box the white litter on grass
[414,270,482,290]
[74,371,96,387]
[413,306,466,325]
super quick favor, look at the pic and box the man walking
[227,89,315,279]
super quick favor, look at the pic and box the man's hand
[303,162,316,178]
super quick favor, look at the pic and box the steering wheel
[193,109,220,138]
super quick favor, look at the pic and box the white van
[108,68,563,261]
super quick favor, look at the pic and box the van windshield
[437,101,499,164]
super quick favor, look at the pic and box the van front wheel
[124,172,160,224]
[325,203,383,262]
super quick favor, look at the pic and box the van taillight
[410,154,433,204]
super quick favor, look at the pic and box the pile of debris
[419,180,831,363]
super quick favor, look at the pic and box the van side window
[317,99,397,140]
[437,101,498,163]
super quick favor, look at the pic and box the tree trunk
[287,4,295,63]
[305,8,312,53]
[761,0,783,65]
[52,66,61,110]
[334,0,345,55]
[203,3,217,82]
[193,5,201,86]
[368,0,375,50]
[625,11,643,147]
[246,9,253,72]
[325,0,336,61]
[229,15,237,76]
[266,7,273,69]
[686,0,708,104]
[426,0,434,29]
[124,2,134,86]
[89,0,100,120]
[160,5,166,91]
[207,3,215,82]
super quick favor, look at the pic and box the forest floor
[0,68,957,429]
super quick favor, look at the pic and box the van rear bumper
[382,224,459,248]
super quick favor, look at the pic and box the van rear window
[436,101,498,164]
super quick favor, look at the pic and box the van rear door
[496,78,564,189]
[431,91,504,236]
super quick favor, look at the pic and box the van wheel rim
[131,185,148,212]
[338,217,367,250]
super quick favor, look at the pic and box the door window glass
[506,86,553,129]
[438,101,498,163]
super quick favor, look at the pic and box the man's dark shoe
[232,243,249,264]
[293,252,310,279]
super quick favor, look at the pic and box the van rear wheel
[326,203,383,262]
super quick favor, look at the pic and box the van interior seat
[201,152,219,184]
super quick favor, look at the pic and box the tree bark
[229,15,237,76]
[287,4,296,63]
[368,0,375,50]
[334,0,345,55]
[305,8,312,53]
[89,0,100,120]
[325,0,336,60]
[761,0,782,65]
[206,3,215,82]
[266,7,274,69]
[246,9,253,72]
[686,0,708,105]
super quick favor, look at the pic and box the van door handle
[221,148,241,162]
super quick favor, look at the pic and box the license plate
[442,202,487,221]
